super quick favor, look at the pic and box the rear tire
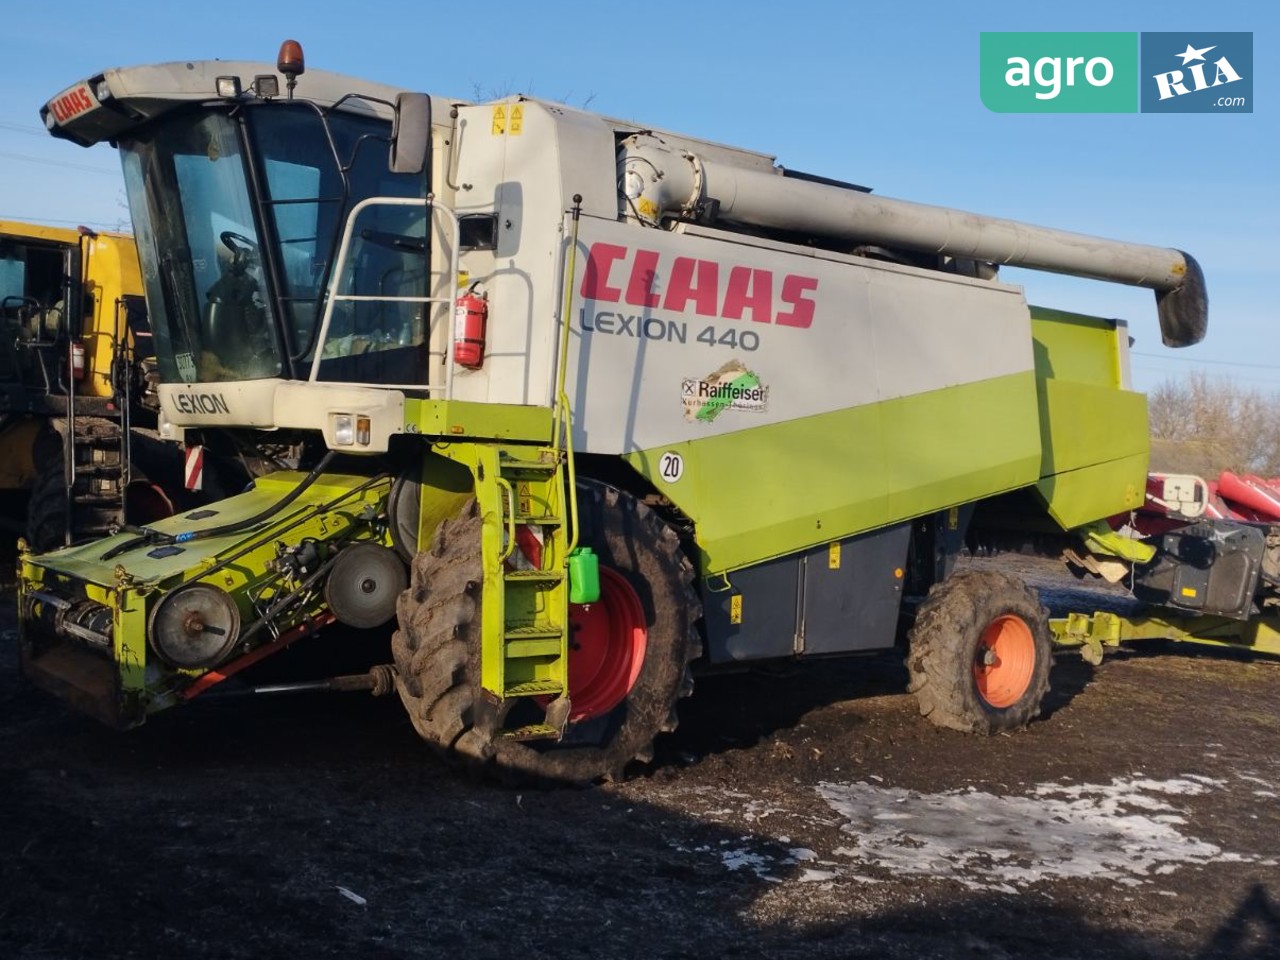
[391,481,700,783]
[907,568,1051,734]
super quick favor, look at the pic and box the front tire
[26,424,68,553]
[907,568,1052,734]
[391,481,700,783]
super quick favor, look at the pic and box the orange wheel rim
[973,614,1035,708]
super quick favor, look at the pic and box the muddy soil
[2,556,1278,959]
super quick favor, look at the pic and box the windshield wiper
[358,228,426,254]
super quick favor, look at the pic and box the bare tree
[1148,372,1280,477]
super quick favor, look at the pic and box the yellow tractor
[0,219,184,553]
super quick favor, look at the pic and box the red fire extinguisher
[70,340,86,380]
[453,284,488,368]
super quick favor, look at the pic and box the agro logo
[981,32,1252,114]
[979,33,1138,113]
[682,361,768,423]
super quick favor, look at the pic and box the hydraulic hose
[101,451,337,561]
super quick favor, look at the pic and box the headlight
[252,75,280,98]
[332,414,354,446]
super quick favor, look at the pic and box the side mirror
[390,93,431,176]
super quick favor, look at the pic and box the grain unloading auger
[22,41,1217,781]
[616,134,1206,349]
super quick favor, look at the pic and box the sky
[0,0,1274,395]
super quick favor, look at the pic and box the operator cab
[45,44,448,399]
[0,226,132,399]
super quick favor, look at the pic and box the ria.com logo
[981,32,1252,113]
[1141,33,1251,112]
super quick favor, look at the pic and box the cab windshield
[120,104,427,385]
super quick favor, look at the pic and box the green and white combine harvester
[21,42,1277,781]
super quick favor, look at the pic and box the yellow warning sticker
[510,104,524,135]
[828,542,841,569]
[636,197,659,221]
[1180,586,1198,598]
[947,507,960,531]
[491,106,506,135]
[730,595,743,624]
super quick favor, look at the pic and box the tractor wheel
[907,568,1052,734]
[25,425,68,553]
[391,481,700,783]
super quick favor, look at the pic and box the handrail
[308,195,461,395]
[116,297,132,523]
[496,477,517,563]
[554,196,584,556]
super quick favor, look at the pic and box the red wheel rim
[973,614,1036,708]
[566,566,647,721]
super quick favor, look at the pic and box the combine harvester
[0,219,219,553]
[18,41,1274,781]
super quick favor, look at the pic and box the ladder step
[505,624,563,640]
[513,514,562,526]
[73,434,122,446]
[503,679,563,697]
[498,457,560,477]
[504,570,564,585]
[496,723,561,742]
[73,423,123,435]
[506,638,563,659]
[71,494,123,506]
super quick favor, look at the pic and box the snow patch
[797,868,840,883]
[1237,774,1274,788]
[720,846,780,880]
[815,776,1250,890]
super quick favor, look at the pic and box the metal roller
[325,543,408,629]
[148,583,242,669]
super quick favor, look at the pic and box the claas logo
[580,243,818,329]
[48,85,98,124]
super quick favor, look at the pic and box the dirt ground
[2,556,1278,960]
